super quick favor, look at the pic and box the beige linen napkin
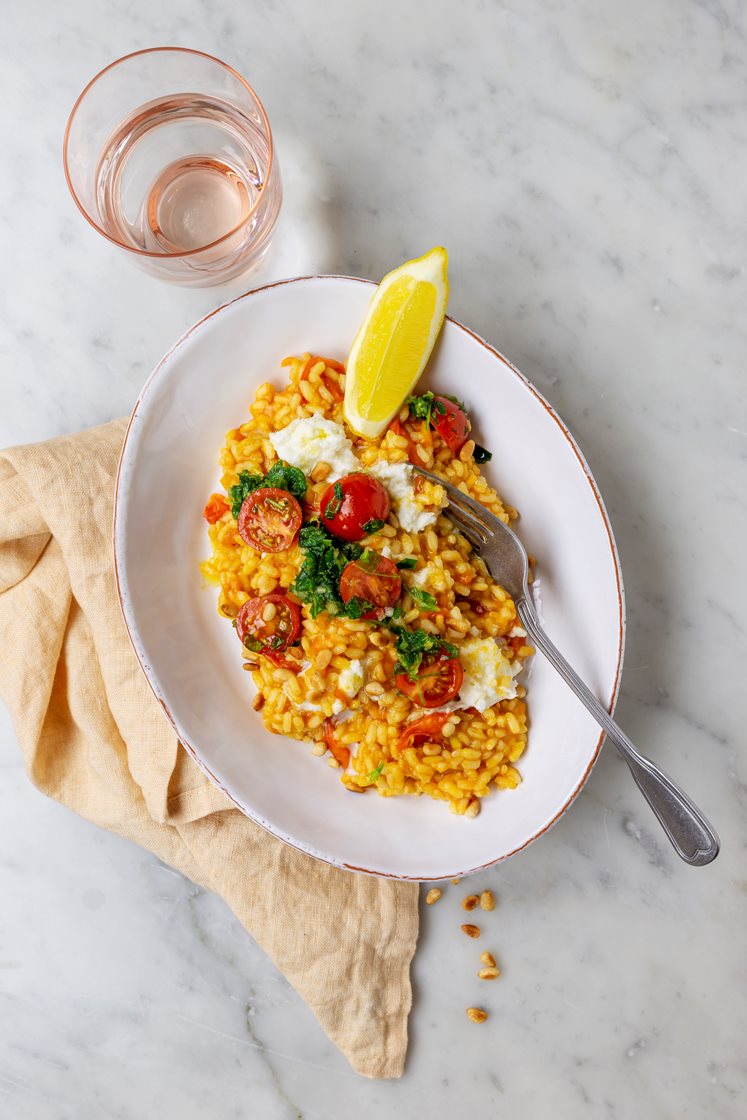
[0,419,418,1078]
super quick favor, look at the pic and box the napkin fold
[0,419,418,1078]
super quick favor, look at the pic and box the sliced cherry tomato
[397,712,451,752]
[394,651,464,708]
[320,473,390,541]
[203,493,229,524]
[432,396,470,453]
[339,551,401,620]
[323,717,350,768]
[264,650,303,674]
[236,593,301,656]
[237,487,302,552]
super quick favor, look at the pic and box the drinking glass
[63,48,282,286]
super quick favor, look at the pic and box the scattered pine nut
[480,951,497,968]
[252,693,264,711]
[462,894,480,911]
[480,890,495,911]
[461,924,481,939]
[466,1007,488,1024]
[425,888,442,905]
[478,967,500,980]
[451,878,461,886]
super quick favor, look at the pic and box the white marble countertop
[2,0,746,1116]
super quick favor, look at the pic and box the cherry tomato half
[320,473,391,541]
[394,651,464,707]
[432,396,470,453]
[397,712,451,752]
[237,487,302,552]
[323,717,350,769]
[236,593,301,656]
[340,551,401,620]
[203,493,229,524]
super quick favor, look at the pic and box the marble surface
[1,0,746,1115]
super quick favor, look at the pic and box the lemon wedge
[343,247,449,439]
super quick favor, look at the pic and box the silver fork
[415,467,720,867]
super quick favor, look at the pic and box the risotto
[200,354,533,816]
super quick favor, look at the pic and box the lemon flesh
[343,247,449,439]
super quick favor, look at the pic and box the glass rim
[62,46,276,259]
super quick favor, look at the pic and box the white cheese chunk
[269,413,358,480]
[457,638,522,710]
[337,659,365,699]
[368,460,440,533]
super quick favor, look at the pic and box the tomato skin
[203,493,229,524]
[432,397,470,453]
[397,712,451,752]
[237,487,302,552]
[320,473,391,541]
[339,553,401,620]
[236,593,301,655]
[323,718,350,768]
[394,652,464,707]
[264,650,303,673]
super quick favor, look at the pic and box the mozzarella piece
[368,460,440,532]
[337,659,365,699]
[457,638,522,710]
[269,413,358,480]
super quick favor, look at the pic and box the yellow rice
[200,355,532,816]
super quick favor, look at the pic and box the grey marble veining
[1,0,746,1116]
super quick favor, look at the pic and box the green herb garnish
[396,557,417,570]
[473,444,492,463]
[290,523,363,618]
[324,480,344,520]
[362,517,385,535]
[409,587,437,612]
[344,596,376,619]
[390,625,458,680]
[228,461,307,518]
[407,390,445,427]
[366,762,385,783]
[242,634,263,653]
[228,470,264,518]
[262,461,308,499]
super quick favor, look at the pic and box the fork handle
[516,599,720,867]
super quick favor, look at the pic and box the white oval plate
[115,276,624,880]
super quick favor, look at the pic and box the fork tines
[413,466,493,547]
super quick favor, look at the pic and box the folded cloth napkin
[0,419,419,1079]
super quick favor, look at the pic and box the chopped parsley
[396,557,417,570]
[262,461,308,499]
[343,596,376,619]
[473,443,492,463]
[409,586,437,612]
[407,390,467,428]
[407,390,446,427]
[390,625,459,680]
[324,480,344,520]
[290,523,363,619]
[228,471,264,518]
[366,762,385,783]
[362,517,385,535]
[228,460,307,518]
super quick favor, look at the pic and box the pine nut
[315,648,332,671]
[480,951,497,968]
[466,1007,488,1023]
[252,693,264,710]
[425,888,442,905]
[478,967,500,980]
[462,895,480,911]
[461,924,481,939]
[480,890,495,911]
[261,601,277,622]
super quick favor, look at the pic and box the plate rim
[114,273,626,880]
